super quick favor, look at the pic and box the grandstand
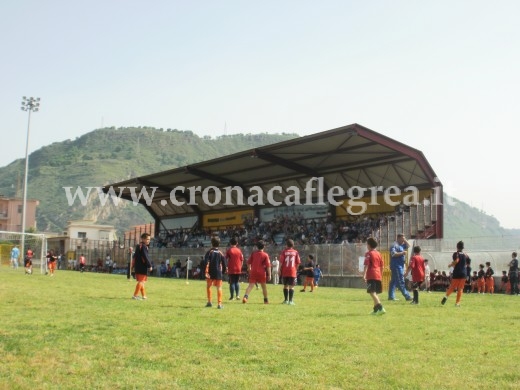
[104,123,443,251]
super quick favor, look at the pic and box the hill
[0,126,517,238]
[0,127,298,235]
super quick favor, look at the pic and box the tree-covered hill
[0,127,298,235]
[0,126,517,238]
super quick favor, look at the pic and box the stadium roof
[103,123,442,223]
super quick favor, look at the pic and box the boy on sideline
[204,237,227,309]
[363,237,385,315]
[131,233,153,300]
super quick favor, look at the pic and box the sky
[1,1,519,228]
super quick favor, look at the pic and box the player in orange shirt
[242,240,271,304]
[279,239,301,305]
[226,237,244,301]
[363,237,385,315]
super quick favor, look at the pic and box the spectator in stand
[388,234,412,302]
[509,252,519,295]
[279,238,301,305]
[441,241,470,307]
[300,254,315,292]
[485,261,495,294]
[226,237,244,300]
[404,246,425,305]
[477,264,486,293]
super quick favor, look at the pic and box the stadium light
[20,96,40,254]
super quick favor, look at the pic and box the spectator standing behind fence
[423,259,431,292]
[404,246,425,305]
[10,245,20,269]
[314,264,323,288]
[271,256,280,285]
[363,237,385,315]
[388,234,412,302]
[441,241,469,307]
[485,261,495,294]
[509,252,519,295]
[131,233,153,300]
[204,237,227,309]
[226,237,244,300]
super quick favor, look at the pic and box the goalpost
[0,230,47,274]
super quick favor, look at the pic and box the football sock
[283,288,288,301]
[217,289,222,305]
[289,289,294,301]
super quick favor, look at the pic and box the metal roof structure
[103,123,443,235]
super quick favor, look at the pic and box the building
[46,220,118,266]
[0,196,39,232]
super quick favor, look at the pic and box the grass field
[1,269,519,390]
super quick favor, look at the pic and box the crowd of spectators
[152,213,388,249]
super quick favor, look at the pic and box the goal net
[0,231,47,274]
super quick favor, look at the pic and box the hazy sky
[1,1,519,228]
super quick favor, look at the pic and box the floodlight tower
[20,96,40,254]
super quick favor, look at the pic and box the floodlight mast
[20,97,40,255]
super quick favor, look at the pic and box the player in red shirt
[242,240,271,304]
[226,237,244,300]
[404,246,425,305]
[279,239,301,305]
[363,237,385,315]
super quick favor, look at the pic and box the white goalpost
[0,230,47,274]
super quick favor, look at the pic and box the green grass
[1,269,519,390]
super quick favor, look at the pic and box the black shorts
[282,276,297,287]
[366,280,382,294]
